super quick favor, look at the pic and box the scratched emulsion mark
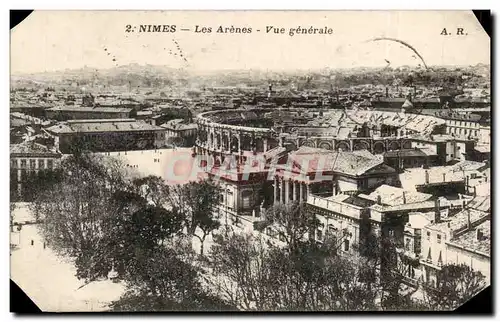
[342,37,429,130]
[367,37,429,70]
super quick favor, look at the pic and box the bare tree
[255,202,320,251]
[207,229,273,310]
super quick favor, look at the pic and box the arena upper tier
[195,108,446,160]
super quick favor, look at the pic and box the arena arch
[353,140,370,151]
[373,141,386,154]
[303,140,317,148]
[388,141,401,151]
[402,140,412,149]
[336,141,350,152]
[318,141,333,150]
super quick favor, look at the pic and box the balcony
[307,194,364,220]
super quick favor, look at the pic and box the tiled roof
[351,149,375,159]
[46,119,165,134]
[363,185,433,206]
[263,147,287,161]
[384,148,428,158]
[47,106,133,113]
[400,167,465,186]
[449,160,487,172]
[161,119,197,131]
[427,208,489,234]
[285,146,390,176]
[10,142,60,157]
[447,220,490,256]
[348,111,445,136]
[467,195,490,213]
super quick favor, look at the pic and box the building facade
[10,141,62,201]
[46,106,133,121]
[46,119,166,153]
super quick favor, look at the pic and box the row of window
[447,127,479,137]
[448,120,480,128]
[11,158,54,169]
[426,231,442,243]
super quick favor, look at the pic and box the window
[388,229,394,237]
[10,160,16,168]
[426,231,431,240]
[405,238,411,251]
[20,159,27,169]
[47,160,54,169]
[38,159,45,169]
[437,234,442,244]
[343,239,350,252]
[241,190,253,209]
[30,159,36,169]
[317,229,323,241]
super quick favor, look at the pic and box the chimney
[377,195,382,205]
[476,228,483,241]
[402,191,407,204]
[473,186,477,197]
[408,92,413,102]
[467,210,471,230]
[442,173,446,182]
[385,87,389,98]
[462,199,466,210]
[425,170,430,184]
[434,199,441,223]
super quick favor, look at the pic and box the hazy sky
[10,11,490,74]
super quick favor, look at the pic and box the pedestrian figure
[43,242,46,249]
[31,240,34,246]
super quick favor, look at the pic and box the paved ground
[10,204,125,312]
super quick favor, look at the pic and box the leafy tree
[22,168,64,203]
[423,264,487,310]
[167,179,221,255]
[132,175,169,207]
[30,153,130,280]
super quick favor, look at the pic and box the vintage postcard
[10,10,490,312]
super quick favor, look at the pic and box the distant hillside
[10,63,490,91]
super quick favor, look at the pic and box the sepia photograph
[9,10,491,312]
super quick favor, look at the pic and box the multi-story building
[161,119,198,147]
[305,186,449,281]
[435,111,484,139]
[409,134,476,164]
[10,141,62,201]
[400,212,434,284]
[419,194,490,287]
[272,146,399,204]
[45,106,133,121]
[46,119,166,153]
